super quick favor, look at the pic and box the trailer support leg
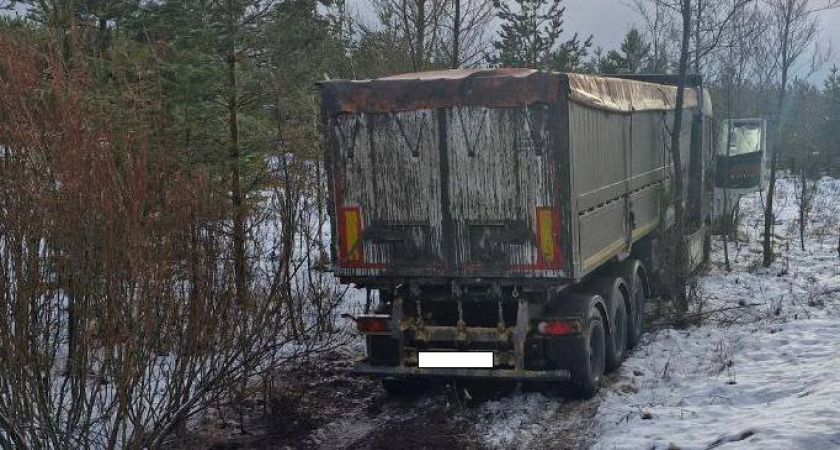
[393,296,405,367]
[456,298,467,341]
[496,297,506,333]
[513,299,530,370]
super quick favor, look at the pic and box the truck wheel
[589,277,628,372]
[570,304,605,399]
[381,378,428,398]
[615,260,646,349]
[606,299,627,371]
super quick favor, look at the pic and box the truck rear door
[443,104,563,277]
[325,72,566,279]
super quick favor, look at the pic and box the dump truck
[319,69,736,397]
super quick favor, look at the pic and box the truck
[318,69,760,398]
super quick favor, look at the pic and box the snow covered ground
[247,176,840,450]
[595,177,840,450]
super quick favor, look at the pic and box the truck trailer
[319,69,721,397]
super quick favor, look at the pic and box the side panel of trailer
[569,104,631,276]
[568,103,696,279]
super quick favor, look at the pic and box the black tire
[626,270,645,349]
[606,299,627,371]
[570,305,606,399]
[381,378,429,398]
[589,277,628,372]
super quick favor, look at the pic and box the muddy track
[178,352,611,449]
[334,378,609,450]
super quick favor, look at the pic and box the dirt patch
[524,395,601,449]
[173,353,607,449]
[169,351,382,449]
[347,401,481,450]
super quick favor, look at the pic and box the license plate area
[417,351,494,368]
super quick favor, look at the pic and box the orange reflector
[536,207,560,263]
[339,206,363,263]
[356,316,390,334]
[537,320,581,336]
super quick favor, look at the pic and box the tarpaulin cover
[319,69,699,115]
[566,72,698,112]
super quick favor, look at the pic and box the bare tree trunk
[451,0,461,68]
[227,0,248,304]
[98,17,109,54]
[694,0,702,74]
[763,15,791,267]
[799,167,806,251]
[669,0,692,313]
[416,0,426,71]
[723,79,734,272]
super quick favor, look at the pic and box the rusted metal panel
[404,325,512,343]
[321,69,561,115]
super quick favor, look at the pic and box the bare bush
[0,28,347,449]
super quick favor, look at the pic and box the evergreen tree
[601,28,651,74]
[19,0,139,53]
[824,67,840,167]
[490,0,592,71]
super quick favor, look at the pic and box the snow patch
[595,176,840,450]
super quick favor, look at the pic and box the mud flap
[513,298,530,370]
[538,293,608,370]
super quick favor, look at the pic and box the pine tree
[490,0,592,70]
[602,28,651,74]
[824,67,840,167]
[20,0,140,53]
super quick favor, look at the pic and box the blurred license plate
[418,352,494,368]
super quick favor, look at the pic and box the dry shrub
[0,27,347,449]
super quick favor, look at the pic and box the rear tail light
[536,207,560,263]
[537,319,581,336]
[356,316,390,334]
[339,206,363,263]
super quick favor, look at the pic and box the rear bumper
[352,364,571,381]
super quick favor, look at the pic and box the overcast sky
[4,0,838,79]
[562,0,840,80]
[349,0,840,81]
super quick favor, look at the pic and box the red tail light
[356,316,390,334]
[537,319,581,336]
